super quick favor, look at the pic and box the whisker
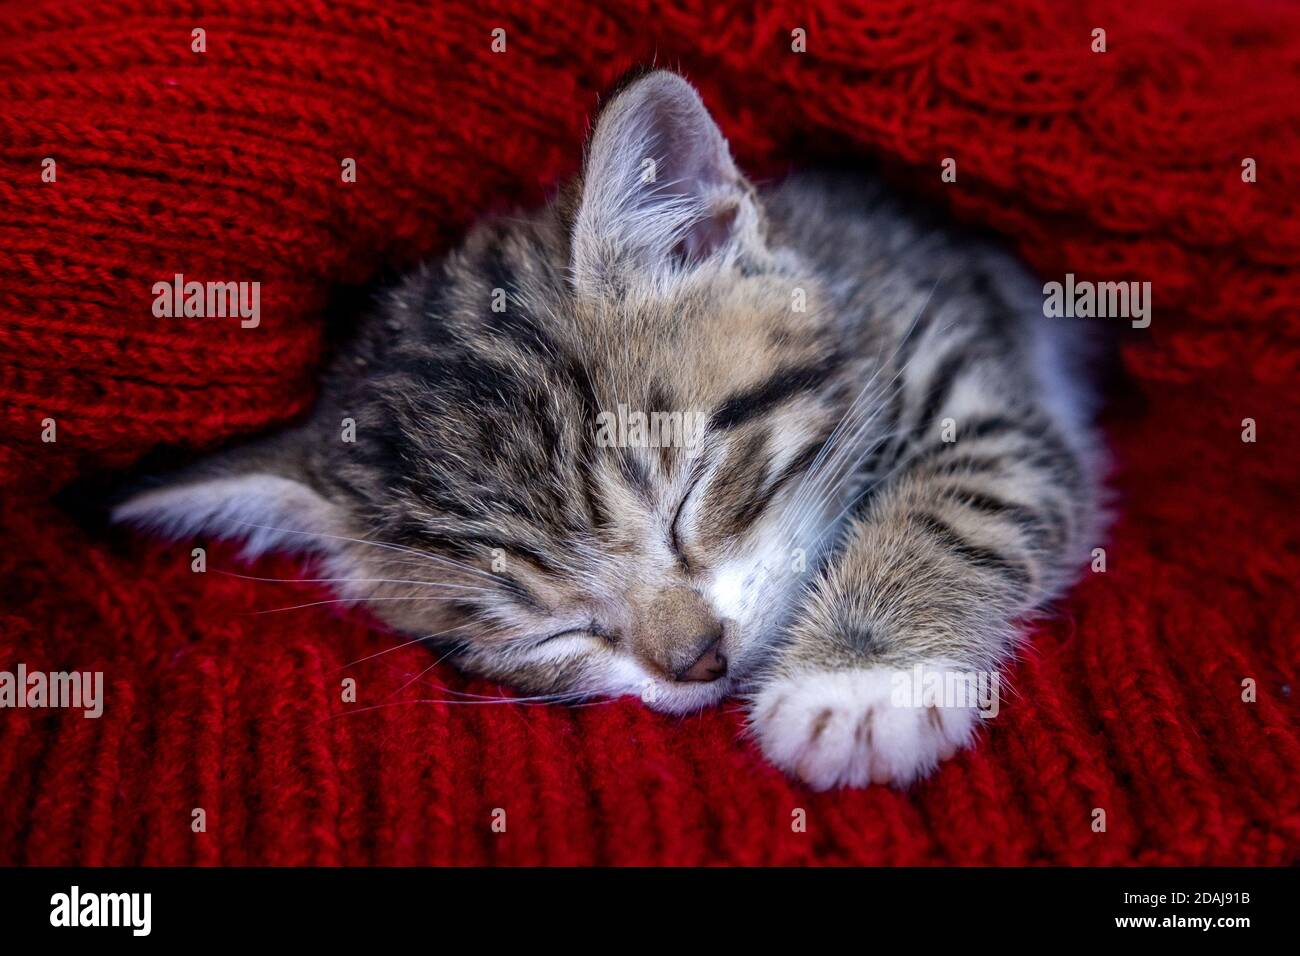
[773,275,945,545]
[339,625,474,669]
[786,281,948,528]
[781,313,957,550]
[250,593,485,615]
[805,410,962,552]
[781,376,896,542]
[322,692,602,719]
[227,520,503,584]
[385,642,467,698]
[217,569,485,589]
[780,325,956,541]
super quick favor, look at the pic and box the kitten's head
[116,72,852,712]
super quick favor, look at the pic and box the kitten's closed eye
[531,627,590,648]
[533,626,617,649]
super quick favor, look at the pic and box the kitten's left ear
[571,70,764,293]
[111,431,347,561]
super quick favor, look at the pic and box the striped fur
[116,72,1102,787]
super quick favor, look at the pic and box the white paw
[749,665,982,789]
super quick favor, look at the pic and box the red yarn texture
[2,1,1298,865]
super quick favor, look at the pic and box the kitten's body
[117,73,1101,788]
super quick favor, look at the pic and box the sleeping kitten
[115,71,1101,789]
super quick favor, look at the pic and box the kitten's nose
[637,586,728,682]
[677,636,728,683]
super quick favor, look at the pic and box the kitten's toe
[749,665,981,790]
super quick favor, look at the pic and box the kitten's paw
[749,665,980,790]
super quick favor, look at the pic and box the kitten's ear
[111,432,344,560]
[571,70,762,293]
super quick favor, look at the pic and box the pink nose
[677,637,728,683]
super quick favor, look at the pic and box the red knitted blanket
[2,0,1297,865]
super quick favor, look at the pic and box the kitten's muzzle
[637,586,729,683]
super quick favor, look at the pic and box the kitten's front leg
[750,522,989,790]
[751,411,1091,789]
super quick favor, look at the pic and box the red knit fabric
[2,0,1298,865]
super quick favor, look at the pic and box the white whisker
[251,593,486,615]
[217,569,484,589]
[227,520,503,584]
[340,625,474,669]
[773,275,946,547]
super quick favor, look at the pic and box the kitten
[115,71,1101,789]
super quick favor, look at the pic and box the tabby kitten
[116,71,1101,789]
